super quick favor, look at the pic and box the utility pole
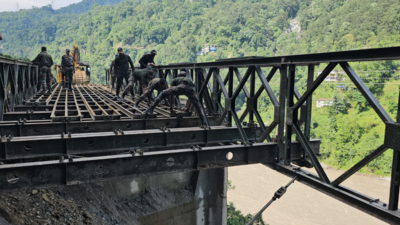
[16,1,19,11]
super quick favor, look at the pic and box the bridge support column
[193,168,227,225]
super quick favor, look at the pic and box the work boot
[120,93,126,101]
[144,106,155,115]
[133,99,141,108]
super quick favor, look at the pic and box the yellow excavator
[53,44,91,84]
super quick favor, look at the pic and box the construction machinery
[54,44,91,84]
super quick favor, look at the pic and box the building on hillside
[197,43,218,55]
[337,85,347,90]
[318,70,345,81]
[316,98,334,108]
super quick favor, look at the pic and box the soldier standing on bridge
[120,67,155,101]
[31,46,54,94]
[131,78,169,108]
[109,59,116,90]
[144,71,208,126]
[139,50,158,69]
[61,49,74,90]
[114,47,135,99]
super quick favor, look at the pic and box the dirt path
[228,164,393,225]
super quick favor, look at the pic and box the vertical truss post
[227,67,234,126]
[195,69,200,93]
[284,65,296,165]
[105,69,109,85]
[278,65,287,162]
[249,69,255,123]
[27,65,32,98]
[0,64,9,121]
[158,69,164,79]
[213,69,220,113]
[18,66,25,105]
[9,64,17,111]
[32,66,38,94]
[304,65,314,141]
[389,90,400,210]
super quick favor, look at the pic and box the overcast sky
[0,0,83,12]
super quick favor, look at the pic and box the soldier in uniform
[131,78,168,108]
[109,59,116,90]
[144,71,208,125]
[31,46,54,94]
[120,67,154,101]
[139,49,158,69]
[61,49,74,90]
[114,47,134,98]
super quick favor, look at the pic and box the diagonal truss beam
[340,62,394,124]
[331,145,388,187]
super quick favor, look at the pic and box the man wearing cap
[120,67,155,101]
[139,50,158,69]
[32,46,54,94]
[61,49,74,90]
[130,78,168,108]
[114,47,135,98]
[144,71,208,126]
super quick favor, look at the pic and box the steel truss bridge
[1,47,400,224]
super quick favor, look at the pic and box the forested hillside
[1,0,400,176]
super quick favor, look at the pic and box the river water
[228,164,396,225]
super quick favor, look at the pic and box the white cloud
[0,0,83,12]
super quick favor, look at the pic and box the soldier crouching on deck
[143,71,208,126]
[120,67,155,101]
[32,46,54,94]
[132,78,169,108]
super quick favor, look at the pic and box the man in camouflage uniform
[114,47,134,98]
[120,67,154,101]
[61,49,74,90]
[109,59,116,90]
[131,78,168,108]
[32,46,54,94]
[144,71,208,125]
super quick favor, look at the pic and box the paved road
[228,164,394,225]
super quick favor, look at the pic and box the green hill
[1,0,400,176]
